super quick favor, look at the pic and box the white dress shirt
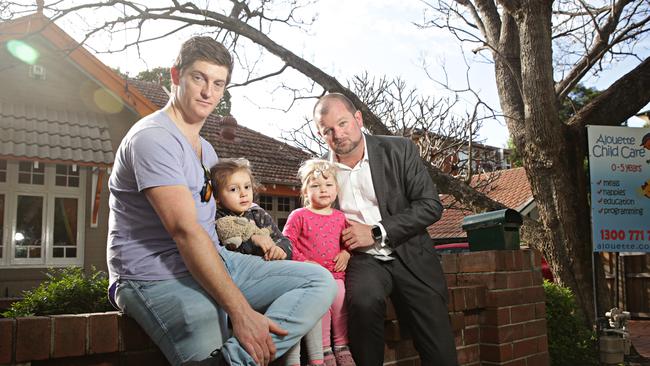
[331,135,394,261]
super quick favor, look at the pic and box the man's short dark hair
[173,36,234,84]
[313,92,357,119]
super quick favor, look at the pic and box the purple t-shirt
[107,110,220,286]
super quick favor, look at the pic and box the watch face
[372,226,382,240]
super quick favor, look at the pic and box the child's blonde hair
[297,159,338,206]
[210,158,260,198]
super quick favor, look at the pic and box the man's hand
[230,308,288,365]
[251,234,275,253]
[264,246,287,261]
[342,220,375,251]
[333,250,350,272]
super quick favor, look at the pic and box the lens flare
[93,88,124,114]
[6,40,39,64]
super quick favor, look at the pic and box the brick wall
[0,249,549,366]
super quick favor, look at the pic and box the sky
[26,0,650,147]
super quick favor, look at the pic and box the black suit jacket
[332,134,448,300]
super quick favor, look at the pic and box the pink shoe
[334,347,356,366]
[324,350,336,366]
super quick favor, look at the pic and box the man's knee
[347,292,385,321]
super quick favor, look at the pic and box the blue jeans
[115,249,337,366]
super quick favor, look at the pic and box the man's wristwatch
[371,225,382,243]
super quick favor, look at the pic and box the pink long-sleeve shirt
[282,207,348,280]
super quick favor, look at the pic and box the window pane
[33,173,44,185]
[55,164,80,187]
[15,195,43,258]
[278,197,291,212]
[53,247,64,258]
[258,195,273,210]
[18,161,45,185]
[0,159,6,183]
[18,173,30,184]
[53,197,78,247]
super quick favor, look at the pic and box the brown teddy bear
[215,216,272,250]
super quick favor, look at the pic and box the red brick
[483,359,527,366]
[15,316,51,362]
[534,302,546,319]
[395,339,417,359]
[526,352,550,366]
[464,287,478,309]
[530,249,543,270]
[385,320,401,341]
[531,270,544,285]
[458,251,500,273]
[480,343,513,362]
[481,323,524,343]
[52,314,87,358]
[476,286,487,308]
[507,272,533,289]
[386,298,397,320]
[480,307,511,326]
[88,312,119,354]
[456,344,480,365]
[523,319,547,338]
[463,326,479,345]
[513,250,526,270]
[441,253,458,273]
[445,274,457,288]
[465,313,479,326]
[449,312,464,332]
[512,337,538,358]
[452,287,466,311]
[458,273,507,290]
[119,314,155,351]
[510,304,536,323]
[537,335,548,352]
[384,342,397,362]
[0,318,14,364]
[487,287,545,307]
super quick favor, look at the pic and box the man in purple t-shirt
[107,37,336,366]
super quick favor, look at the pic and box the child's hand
[333,250,351,272]
[251,234,275,253]
[264,246,287,261]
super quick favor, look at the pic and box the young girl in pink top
[283,159,355,366]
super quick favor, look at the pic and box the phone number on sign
[599,229,650,241]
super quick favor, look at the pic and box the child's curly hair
[210,158,260,198]
[297,159,339,206]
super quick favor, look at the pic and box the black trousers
[345,253,457,366]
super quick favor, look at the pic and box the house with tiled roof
[428,167,537,243]
[0,11,308,295]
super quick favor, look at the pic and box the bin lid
[461,208,523,231]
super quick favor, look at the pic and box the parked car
[435,242,554,281]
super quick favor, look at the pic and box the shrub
[1,267,113,318]
[544,280,597,366]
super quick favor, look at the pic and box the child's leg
[303,320,324,364]
[321,304,332,350]
[284,342,301,366]
[331,280,355,365]
[330,279,349,347]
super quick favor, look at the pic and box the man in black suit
[313,93,457,366]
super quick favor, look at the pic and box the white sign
[587,125,650,252]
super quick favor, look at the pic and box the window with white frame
[0,160,86,267]
[257,194,299,231]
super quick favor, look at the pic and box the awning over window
[0,101,114,165]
